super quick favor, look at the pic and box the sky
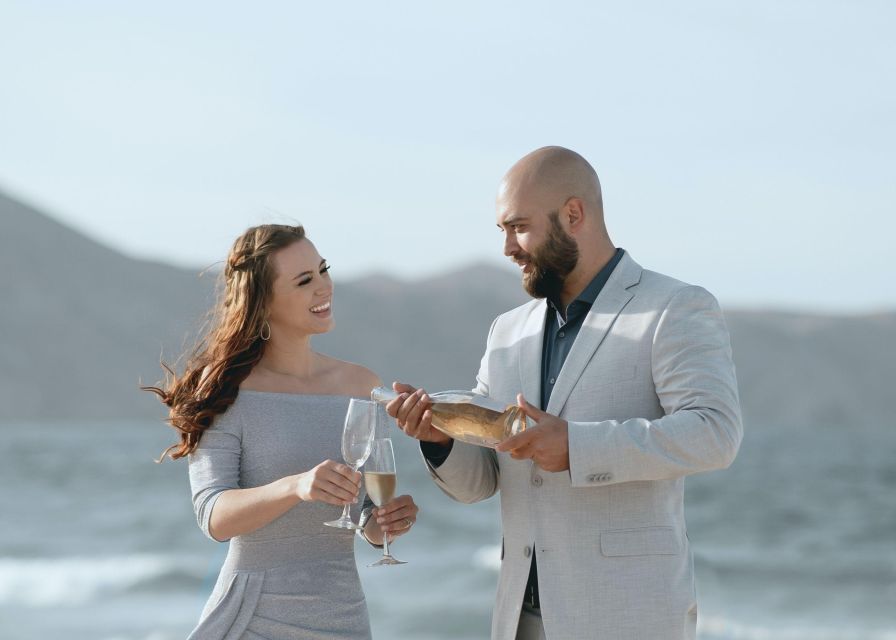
[1,1,893,311]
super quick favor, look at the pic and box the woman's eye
[320,264,331,275]
[297,278,312,287]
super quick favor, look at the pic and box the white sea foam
[101,635,178,640]
[699,615,896,640]
[0,554,193,607]
[472,544,501,571]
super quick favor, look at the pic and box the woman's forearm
[206,460,363,541]
[208,476,300,541]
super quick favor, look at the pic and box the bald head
[499,146,603,217]
[496,146,616,305]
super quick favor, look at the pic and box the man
[386,146,742,640]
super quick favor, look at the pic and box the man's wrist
[421,439,454,467]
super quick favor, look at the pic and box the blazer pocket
[600,526,680,557]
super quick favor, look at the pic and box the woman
[146,224,417,639]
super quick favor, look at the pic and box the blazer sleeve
[567,285,743,487]
[421,316,501,503]
[188,408,243,541]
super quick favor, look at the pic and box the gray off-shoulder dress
[187,391,372,640]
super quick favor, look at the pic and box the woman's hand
[375,494,419,539]
[294,460,360,505]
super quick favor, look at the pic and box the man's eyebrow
[497,215,526,229]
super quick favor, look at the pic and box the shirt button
[532,475,543,487]
[524,546,532,558]
[549,377,555,385]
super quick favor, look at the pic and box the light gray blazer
[424,253,743,640]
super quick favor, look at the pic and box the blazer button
[532,475,543,487]
[587,474,598,483]
[523,546,532,558]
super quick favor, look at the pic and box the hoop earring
[260,320,271,341]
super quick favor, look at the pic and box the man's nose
[503,233,519,257]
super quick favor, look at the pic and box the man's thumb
[517,393,546,420]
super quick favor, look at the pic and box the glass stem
[382,531,391,558]
[342,463,359,521]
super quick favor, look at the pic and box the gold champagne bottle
[370,387,531,448]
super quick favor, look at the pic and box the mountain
[724,311,895,427]
[1,189,893,428]
[0,190,215,420]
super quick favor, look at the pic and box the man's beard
[521,211,579,300]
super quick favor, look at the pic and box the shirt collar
[547,248,625,319]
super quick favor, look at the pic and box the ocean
[1,417,894,640]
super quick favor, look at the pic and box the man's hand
[384,382,452,446]
[495,394,570,472]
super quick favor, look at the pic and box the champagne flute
[365,438,407,566]
[324,399,376,530]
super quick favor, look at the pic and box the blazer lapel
[546,253,643,416]
[517,299,547,410]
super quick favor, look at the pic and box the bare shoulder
[315,354,382,397]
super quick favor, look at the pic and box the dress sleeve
[188,407,243,541]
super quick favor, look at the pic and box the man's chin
[523,270,565,301]
[522,274,547,299]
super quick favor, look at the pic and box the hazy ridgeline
[2,190,894,640]
[1,189,893,426]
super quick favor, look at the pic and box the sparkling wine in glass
[324,399,376,530]
[365,438,406,566]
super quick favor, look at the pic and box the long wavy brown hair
[144,224,307,460]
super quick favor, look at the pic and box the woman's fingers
[376,495,418,532]
[377,494,417,515]
[310,480,354,505]
[315,461,361,503]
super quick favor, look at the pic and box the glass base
[324,517,363,530]
[368,554,407,567]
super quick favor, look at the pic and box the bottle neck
[370,387,399,404]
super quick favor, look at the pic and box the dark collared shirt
[540,248,625,409]
[524,247,624,610]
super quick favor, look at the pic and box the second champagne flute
[324,398,376,530]
[365,438,406,566]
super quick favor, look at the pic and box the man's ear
[564,197,586,232]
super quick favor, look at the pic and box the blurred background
[1,2,894,639]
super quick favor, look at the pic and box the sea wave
[472,544,501,571]
[0,554,203,607]
[100,635,180,640]
[699,615,896,640]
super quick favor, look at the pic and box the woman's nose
[317,279,333,296]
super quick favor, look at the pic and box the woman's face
[266,239,334,336]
